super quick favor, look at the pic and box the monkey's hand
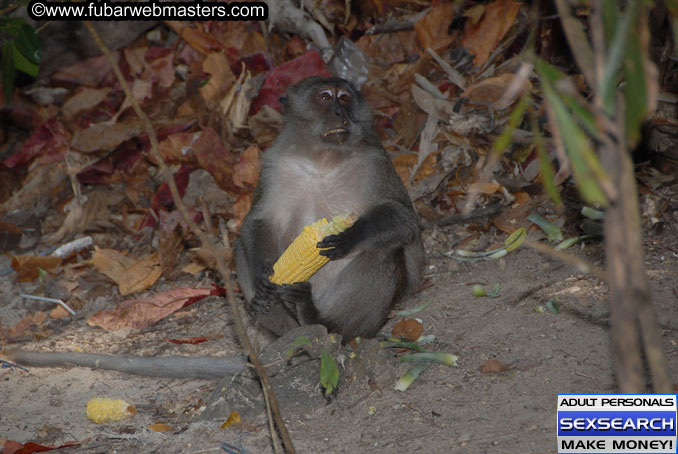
[317,222,362,260]
[250,264,281,316]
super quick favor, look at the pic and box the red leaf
[3,119,70,169]
[87,287,214,331]
[250,50,331,115]
[166,336,209,344]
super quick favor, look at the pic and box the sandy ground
[2,221,677,454]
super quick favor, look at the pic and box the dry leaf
[62,87,111,120]
[148,423,174,432]
[463,73,532,110]
[9,311,47,338]
[181,262,206,274]
[233,146,261,188]
[221,411,241,429]
[391,318,423,342]
[72,119,145,153]
[50,305,70,319]
[461,0,522,66]
[11,255,62,282]
[468,182,503,194]
[414,1,456,51]
[233,192,253,227]
[200,53,235,103]
[87,287,214,331]
[481,359,511,373]
[92,247,162,296]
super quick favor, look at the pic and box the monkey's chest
[269,157,370,249]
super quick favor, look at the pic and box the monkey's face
[281,77,373,147]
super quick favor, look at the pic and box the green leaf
[380,340,427,352]
[599,2,638,115]
[320,349,339,396]
[14,22,41,65]
[400,352,458,366]
[555,235,597,251]
[527,213,563,243]
[581,206,605,220]
[396,298,434,317]
[473,284,500,298]
[284,336,312,357]
[505,227,526,252]
[537,60,609,206]
[492,95,528,155]
[531,116,562,206]
[12,42,38,77]
[623,26,649,147]
[395,362,430,391]
[553,0,595,87]
[545,296,560,314]
[601,0,620,45]
[560,93,599,139]
[1,41,14,104]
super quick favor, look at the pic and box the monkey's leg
[308,250,402,340]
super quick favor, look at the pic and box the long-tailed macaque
[234,76,424,340]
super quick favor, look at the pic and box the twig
[83,22,295,453]
[523,239,607,282]
[365,21,414,35]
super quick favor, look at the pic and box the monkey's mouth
[322,128,349,144]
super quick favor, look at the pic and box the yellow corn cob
[86,397,137,424]
[269,213,357,285]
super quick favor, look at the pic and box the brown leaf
[221,411,241,429]
[91,247,162,296]
[481,359,511,373]
[166,336,209,345]
[233,146,261,189]
[468,182,503,195]
[461,0,522,66]
[414,1,456,51]
[11,256,62,282]
[87,287,214,331]
[393,154,417,188]
[391,318,423,342]
[9,311,47,338]
[49,305,70,319]
[463,73,532,110]
[200,53,235,103]
[72,119,145,153]
[232,192,253,227]
[62,87,111,121]
[148,423,174,432]
[118,251,163,296]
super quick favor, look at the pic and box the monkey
[4,76,425,377]
[234,76,424,340]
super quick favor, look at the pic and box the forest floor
[3,217,678,454]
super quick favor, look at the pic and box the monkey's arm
[234,218,281,306]
[6,350,247,379]
[317,201,419,260]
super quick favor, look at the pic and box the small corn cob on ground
[86,397,136,424]
[269,213,357,285]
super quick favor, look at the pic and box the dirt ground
[2,217,678,454]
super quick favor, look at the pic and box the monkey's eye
[337,91,351,104]
[318,90,333,102]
